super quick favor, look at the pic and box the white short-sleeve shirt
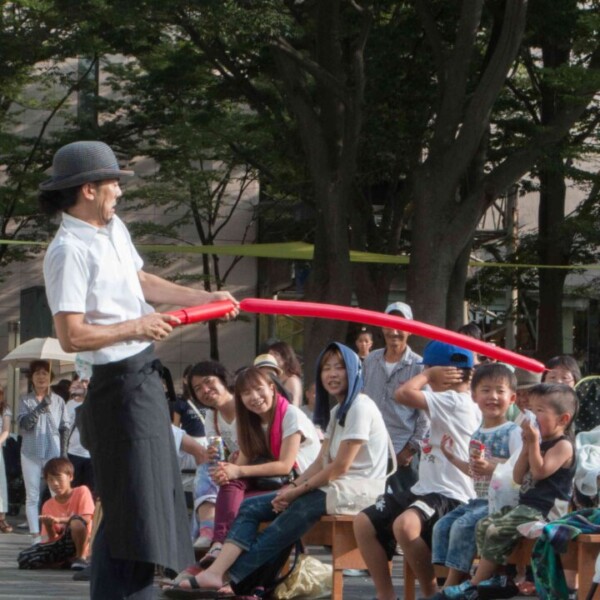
[43,213,154,364]
[323,393,389,483]
[411,389,482,503]
[281,404,321,473]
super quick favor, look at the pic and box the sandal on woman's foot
[162,576,216,598]
[162,564,203,587]
[0,520,13,533]
[198,543,222,569]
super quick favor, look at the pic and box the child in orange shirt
[18,457,94,570]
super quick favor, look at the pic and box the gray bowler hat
[39,141,134,191]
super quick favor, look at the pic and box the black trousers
[91,520,155,600]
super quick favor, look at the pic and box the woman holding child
[165,342,389,598]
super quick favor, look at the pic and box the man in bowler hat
[40,141,238,599]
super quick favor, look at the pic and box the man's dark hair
[458,322,483,341]
[38,186,81,217]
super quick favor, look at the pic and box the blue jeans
[227,489,326,584]
[431,498,489,574]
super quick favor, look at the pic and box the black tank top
[519,435,575,517]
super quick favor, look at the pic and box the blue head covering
[313,342,363,430]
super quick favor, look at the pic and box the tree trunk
[303,181,353,381]
[535,36,572,361]
[407,171,478,329]
[446,237,473,330]
[537,154,569,361]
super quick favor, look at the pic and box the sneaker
[442,581,478,600]
[71,557,89,571]
[343,568,369,576]
[17,521,29,530]
[193,534,213,550]
[477,575,518,600]
[73,565,91,581]
[30,534,42,545]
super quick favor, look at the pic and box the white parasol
[1,337,77,374]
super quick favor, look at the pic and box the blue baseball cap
[422,340,474,368]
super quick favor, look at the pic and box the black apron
[83,345,193,571]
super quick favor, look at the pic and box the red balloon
[166,300,235,326]
[239,298,545,373]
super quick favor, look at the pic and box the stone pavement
[0,511,534,599]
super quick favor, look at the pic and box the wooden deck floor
[0,511,533,599]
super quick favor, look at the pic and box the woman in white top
[167,342,388,596]
[198,367,320,566]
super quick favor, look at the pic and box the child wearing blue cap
[354,340,481,600]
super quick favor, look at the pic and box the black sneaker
[73,565,91,581]
[477,575,518,600]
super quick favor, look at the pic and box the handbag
[324,420,397,515]
[249,456,295,491]
[273,554,333,599]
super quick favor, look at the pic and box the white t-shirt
[204,411,239,456]
[65,400,90,459]
[43,213,154,364]
[171,424,185,451]
[323,393,389,483]
[411,389,481,503]
[281,404,321,473]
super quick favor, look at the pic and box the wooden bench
[301,515,371,600]
[404,535,600,600]
[561,534,600,600]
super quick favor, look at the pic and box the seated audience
[430,364,521,593]
[165,342,388,596]
[354,341,480,600]
[440,383,577,600]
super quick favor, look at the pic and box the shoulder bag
[324,419,397,515]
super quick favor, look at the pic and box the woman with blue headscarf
[165,342,389,597]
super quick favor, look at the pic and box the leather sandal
[0,520,13,533]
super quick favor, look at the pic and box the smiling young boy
[18,457,94,570]
[427,363,522,597]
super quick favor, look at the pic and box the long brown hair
[234,367,278,461]
[267,341,302,378]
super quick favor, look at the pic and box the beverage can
[469,439,485,460]
[208,435,225,465]
[420,437,433,454]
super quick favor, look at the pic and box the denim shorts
[431,498,488,573]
